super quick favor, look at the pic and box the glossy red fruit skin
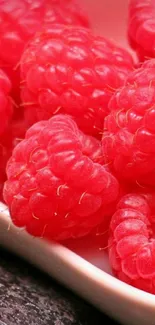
[0,0,89,102]
[102,59,155,186]
[128,0,155,61]
[20,24,133,138]
[4,114,119,241]
[109,192,155,294]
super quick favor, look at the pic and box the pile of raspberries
[1,0,155,294]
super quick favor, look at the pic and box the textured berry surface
[4,115,27,143]
[128,0,155,61]
[20,24,133,138]
[63,221,110,257]
[64,180,132,251]
[109,191,155,294]
[0,117,27,201]
[0,0,89,101]
[0,138,11,201]
[4,114,119,241]
[102,59,155,186]
[0,68,13,136]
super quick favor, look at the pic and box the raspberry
[0,138,11,201]
[20,24,133,138]
[0,0,89,102]
[102,59,155,186]
[4,114,119,241]
[109,192,155,294]
[0,68,13,136]
[64,181,131,253]
[3,116,27,147]
[128,0,155,61]
[0,117,27,201]
[63,221,110,258]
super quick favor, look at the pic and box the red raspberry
[0,0,89,102]
[109,191,155,294]
[64,181,132,253]
[102,59,155,186]
[128,0,155,61]
[7,117,27,147]
[0,68,13,136]
[63,221,110,258]
[20,24,133,138]
[0,117,27,201]
[3,114,119,241]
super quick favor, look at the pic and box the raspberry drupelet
[128,0,155,61]
[102,59,155,187]
[109,191,155,294]
[0,67,13,187]
[0,0,89,102]
[3,114,119,241]
[0,116,27,201]
[0,68,13,136]
[20,24,133,138]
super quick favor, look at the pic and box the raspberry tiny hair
[20,24,133,138]
[0,0,89,103]
[63,179,131,254]
[3,114,120,241]
[109,191,155,294]
[63,221,110,256]
[128,0,155,61]
[102,59,155,186]
[64,180,132,254]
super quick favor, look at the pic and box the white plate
[1,1,155,325]
[1,203,155,325]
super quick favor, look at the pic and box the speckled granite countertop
[0,248,117,325]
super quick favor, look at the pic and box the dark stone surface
[0,249,117,325]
